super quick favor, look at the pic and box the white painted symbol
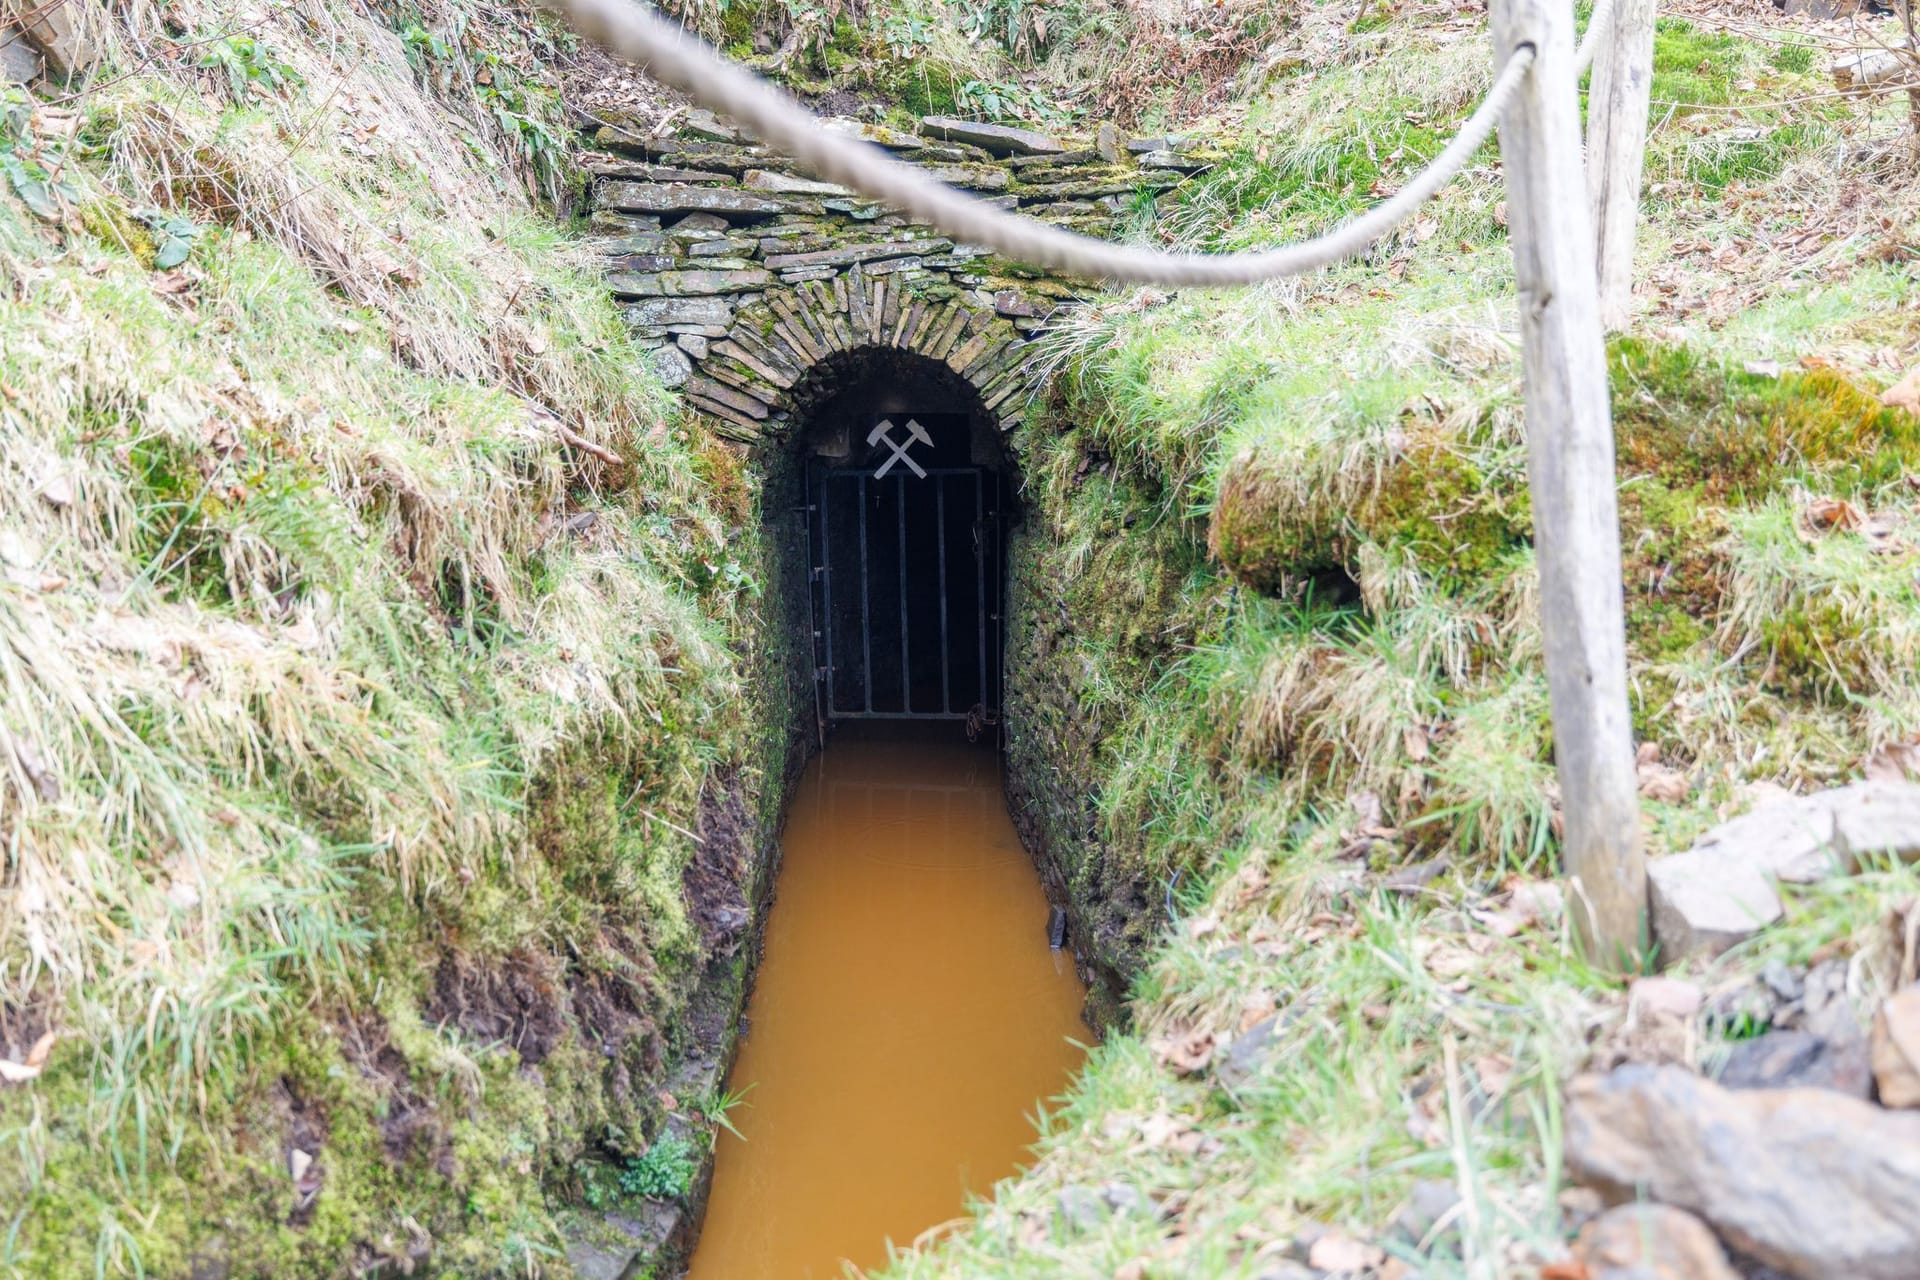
[868,417,931,479]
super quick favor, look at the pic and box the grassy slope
[0,1,789,1274]
[893,7,1920,1278]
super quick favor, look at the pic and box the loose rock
[1565,1062,1920,1278]
[918,115,1064,156]
[1872,984,1920,1107]
[1576,1204,1739,1280]
[1715,1028,1872,1099]
[1647,849,1783,963]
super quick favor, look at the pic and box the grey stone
[1101,1183,1161,1219]
[678,108,742,144]
[1692,799,1842,884]
[659,268,770,296]
[648,345,693,388]
[1826,781,1920,868]
[12,1,92,81]
[606,272,663,298]
[1138,148,1213,171]
[598,183,789,220]
[1128,135,1191,153]
[564,1239,641,1280]
[676,333,710,359]
[1388,1179,1461,1249]
[582,160,733,185]
[625,297,735,328]
[1214,1015,1282,1090]
[1253,1266,1317,1280]
[743,168,851,196]
[1,31,42,83]
[1095,121,1124,163]
[920,164,1011,191]
[670,212,732,233]
[1716,1029,1874,1099]
[686,238,755,258]
[1579,1204,1739,1280]
[1647,848,1782,963]
[919,115,1064,157]
[1054,1185,1106,1233]
[763,239,951,271]
[1566,1063,1920,1279]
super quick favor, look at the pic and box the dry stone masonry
[579,107,1217,439]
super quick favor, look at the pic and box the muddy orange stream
[686,727,1088,1279]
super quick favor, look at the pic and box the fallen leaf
[24,1030,52,1071]
[1804,497,1864,533]
[1866,737,1920,782]
[0,1057,40,1084]
[1149,1027,1215,1075]
[1403,725,1430,762]
[1308,1233,1384,1273]
[1744,358,1781,378]
[1883,367,1920,416]
[1539,1263,1590,1280]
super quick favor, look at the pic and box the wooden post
[1491,0,1647,969]
[1586,0,1658,331]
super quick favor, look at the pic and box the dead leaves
[1149,1024,1216,1075]
[1797,495,1910,555]
[0,1030,55,1085]
[1635,743,1690,804]
[1881,366,1920,417]
[1866,736,1920,783]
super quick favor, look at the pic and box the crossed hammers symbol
[868,417,932,479]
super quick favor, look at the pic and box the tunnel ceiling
[580,108,1220,441]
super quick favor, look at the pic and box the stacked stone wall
[581,108,1216,439]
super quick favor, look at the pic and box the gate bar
[974,471,986,711]
[936,474,950,714]
[820,466,836,719]
[859,473,872,714]
[898,474,910,713]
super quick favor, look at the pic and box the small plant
[699,1083,754,1141]
[618,1132,699,1200]
[0,89,75,222]
[881,13,937,60]
[132,206,204,269]
[955,78,1058,123]
[195,34,304,100]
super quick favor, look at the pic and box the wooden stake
[1586,0,1658,331]
[1491,0,1648,969]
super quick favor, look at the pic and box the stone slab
[918,115,1065,157]
[599,182,789,220]
[1647,847,1783,963]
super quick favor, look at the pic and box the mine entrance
[803,405,1005,727]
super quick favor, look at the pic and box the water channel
[685,726,1089,1278]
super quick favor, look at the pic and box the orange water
[685,727,1088,1279]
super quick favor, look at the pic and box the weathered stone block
[1566,1063,1920,1280]
[763,239,951,271]
[1873,985,1920,1108]
[625,297,735,328]
[1647,848,1782,963]
[598,182,790,221]
[919,115,1064,157]
[582,158,733,184]
[1826,781,1920,868]
[743,168,851,196]
[1692,799,1842,884]
[659,268,770,296]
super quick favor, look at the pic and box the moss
[1611,339,1920,498]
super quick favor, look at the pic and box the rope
[543,0,1604,286]
[1576,0,1618,75]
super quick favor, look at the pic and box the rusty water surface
[686,727,1088,1278]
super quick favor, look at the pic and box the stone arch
[582,108,1216,444]
[679,272,1043,441]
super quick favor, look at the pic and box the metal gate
[806,464,1001,723]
